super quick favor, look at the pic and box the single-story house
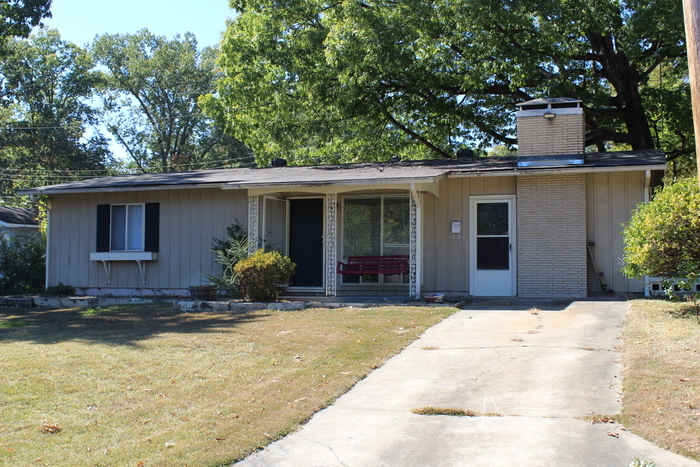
[19,98,666,298]
[0,205,39,240]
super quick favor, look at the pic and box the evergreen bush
[622,177,700,297]
[0,232,45,295]
[233,250,295,302]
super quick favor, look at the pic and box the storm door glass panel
[476,202,509,270]
[344,198,381,257]
[476,237,509,269]
[382,196,410,256]
[477,203,508,235]
[126,205,143,251]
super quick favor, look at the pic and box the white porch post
[410,184,421,300]
[325,193,337,297]
[248,195,259,255]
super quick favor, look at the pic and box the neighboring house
[19,98,666,298]
[0,205,39,240]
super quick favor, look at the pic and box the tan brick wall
[516,174,587,297]
[517,113,585,156]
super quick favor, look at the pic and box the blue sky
[43,0,234,48]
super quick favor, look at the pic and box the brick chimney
[516,97,584,158]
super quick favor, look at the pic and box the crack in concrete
[295,433,352,467]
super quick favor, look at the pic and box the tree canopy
[206,0,691,167]
[0,0,51,40]
[0,30,110,199]
[92,30,253,172]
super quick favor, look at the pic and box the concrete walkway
[236,300,700,467]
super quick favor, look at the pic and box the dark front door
[288,198,324,288]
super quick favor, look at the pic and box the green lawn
[0,303,454,467]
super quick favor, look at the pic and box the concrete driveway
[236,300,700,467]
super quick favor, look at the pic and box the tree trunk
[683,0,700,184]
[605,52,655,150]
[588,32,655,150]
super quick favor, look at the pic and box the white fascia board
[515,107,582,118]
[17,183,230,196]
[222,175,444,190]
[18,175,447,196]
[242,180,442,197]
[447,164,667,178]
[0,221,39,228]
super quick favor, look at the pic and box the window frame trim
[341,194,410,285]
[110,203,146,252]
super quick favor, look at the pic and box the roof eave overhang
[17,176,447,196]
[236,177,445,198]
[17,162,665,195]
[223,175,444,190]
[446,163,667,178]
[17,182,230,196]
[0,221,39,228]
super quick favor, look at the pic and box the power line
[0,124,85,131]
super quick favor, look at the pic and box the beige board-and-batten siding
[46,188,248,292]
[422,176,516,294]
[420,172,646,296]
[586,170,647,294]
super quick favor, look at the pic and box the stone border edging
[173,300,456,312]
[1,296,455,311]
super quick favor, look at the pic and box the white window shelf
[90,252,158,284]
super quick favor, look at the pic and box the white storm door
[262,196,288,254]
[469,195,516,296]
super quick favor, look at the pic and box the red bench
[337,255,409,275]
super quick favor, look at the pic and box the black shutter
[144,203,160,252]
[96,204,111,252]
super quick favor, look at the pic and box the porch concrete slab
[236,301,700,467]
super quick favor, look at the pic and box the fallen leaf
[607,432,619,438]
[680,378,690,382]
[38,423,61,434]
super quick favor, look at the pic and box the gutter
[18,176,448,196]
[17,182,234,196]
[447,164,667,179]
[221,175,446,190]
[0,221,39,228]
[643,170,652,297]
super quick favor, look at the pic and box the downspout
[45,207,50,290]
[644,170,651,297]
[410,184,422,300]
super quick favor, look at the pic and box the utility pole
[683,0,700,185]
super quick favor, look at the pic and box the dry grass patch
[412,407,502,417]
[621,299,700,461]
[0,303,454,467]
[580,413,616,424]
